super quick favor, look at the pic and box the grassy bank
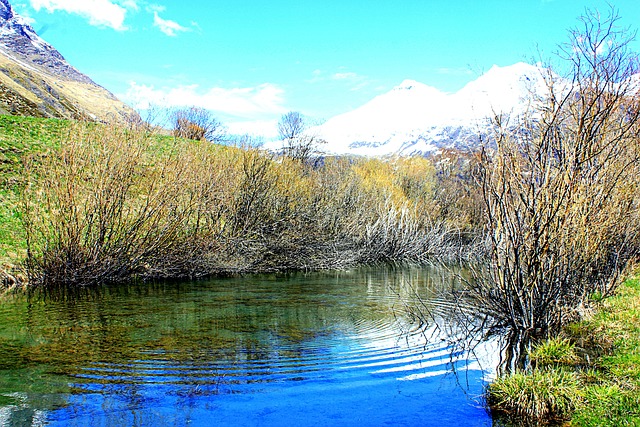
[0,116,69,282]
[488,273,640,426]
[0,115,481,287]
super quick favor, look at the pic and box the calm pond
[0,265,496,426]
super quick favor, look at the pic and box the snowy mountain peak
[462,62,546,92]
[314,63,550,157]
[0,0,13,21]
[460,62,545,93]
[395,79,427,90]
[488,62,536,74]
[392,79,446,98]
[0,0,93,84]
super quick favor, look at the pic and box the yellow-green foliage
[394,156,437,200]
[352,156,438,221]
[18,120,470,286]
[353,158,404,204]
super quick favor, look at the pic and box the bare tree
[173,106,226,142]
[277,111,325,164]
[124,104,171,134]
[278,111,305,140]
[465,8,640,372]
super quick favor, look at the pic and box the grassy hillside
[0,51,138,122]
[0,115,67,270]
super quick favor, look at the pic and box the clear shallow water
[0,266,495,426]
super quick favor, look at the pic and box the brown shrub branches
[466,9,640,371]
[21,124,472,287]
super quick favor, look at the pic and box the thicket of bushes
[20,123,480,287]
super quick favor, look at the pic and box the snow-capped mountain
[0,0,136,121]
[314,62,550,156]
[0,0,92,83]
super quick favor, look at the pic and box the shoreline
[488,273,640,425]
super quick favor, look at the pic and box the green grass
[489,276,640,426]
[0,115,68,270]
[569,277,640,426]
[489,367,582,421]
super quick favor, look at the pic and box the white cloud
[30,0,129,30]
[122,81,287,118]
[144,3,165,13]
[308,69,371,91]
[117,0,138,11]
[227,120,278,139]
[153,11,188,36]
[332,72,358,80]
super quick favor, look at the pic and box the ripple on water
[71,317,477,395]
[0,266,495,426]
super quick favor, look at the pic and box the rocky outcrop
[0,0,137,122]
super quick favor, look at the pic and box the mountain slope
[315,63,550,156]
[0,0,137,122]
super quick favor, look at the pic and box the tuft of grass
[528,337,579,368]
[488,368,582,421]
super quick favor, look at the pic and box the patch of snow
[311,62,552,157]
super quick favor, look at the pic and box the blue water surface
[0,266,495,426]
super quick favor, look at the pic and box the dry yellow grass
[0,49,136,122]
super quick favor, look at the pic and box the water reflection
[0,265,495,426]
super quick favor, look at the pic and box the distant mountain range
[0,0,136,121]
[313,62,551,156]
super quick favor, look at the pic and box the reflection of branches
[395,263,499,394]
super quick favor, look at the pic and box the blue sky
[11,0,640,136]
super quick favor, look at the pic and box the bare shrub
[23,123,197,286]
[465,9,640,371]
[359,206,451,263]
[431,149,485,238]
[172,106,226,142]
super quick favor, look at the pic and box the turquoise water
[0,266,495,426]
